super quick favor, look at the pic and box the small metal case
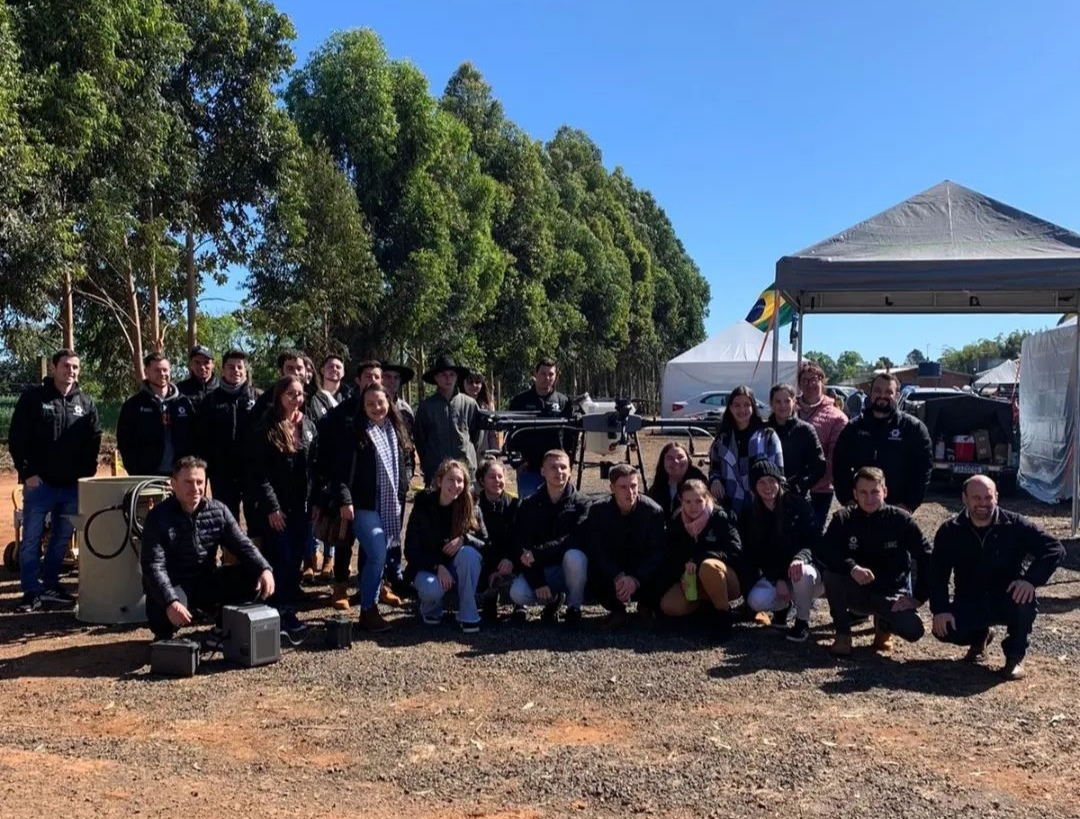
[149,639,200,677]
[324,615,353,649]
[222,604,281,667]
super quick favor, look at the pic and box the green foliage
[940,330,1033,375]
[905,348,927,366]
[836,350,870,382]
[803,351,838,382]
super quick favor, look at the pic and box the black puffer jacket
[738,492,820,583]
[246,415,318,529]
[403,489,488,581]
[8,379,101,486]
[140,496,271,607]
[832,408,933,511]
[768,415,826,497]
[116,383,196,476]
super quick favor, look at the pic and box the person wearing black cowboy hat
[380,361,416,433]
[413,354,481,485]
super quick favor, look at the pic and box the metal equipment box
[222,604,281,667]
[149,639,200,677]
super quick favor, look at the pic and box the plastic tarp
[661,320,799,414]
[776,181,1080,314]
[1019,324,1076,503]
[973,358,1021,388]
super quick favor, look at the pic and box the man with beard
[117,352,196,476]
[507,358,573,498]
[176,345,219,407]
[197,350,262,523]
[930,475,1064,680]
[822,467,930,656]
[832,373,932,513]
[308,354,351,422]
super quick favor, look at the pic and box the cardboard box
[993,443,1009,465]
[973,429,993,463]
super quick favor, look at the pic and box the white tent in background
[1019,322,1076,503]
[661,320,799,415]
[973,358,1021,389]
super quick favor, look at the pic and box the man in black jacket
[197,349,262,523]
[140,457,274,641]
[8,349,102,612]
[117,352,195,476]
[930,475,1064,680]
[823,466,931,656]
[508,450,590,625]
[832,373,933,512]
[584,463,668,630]
[767,383,826,499]
[507,357,573,498]
[176,345,219,407]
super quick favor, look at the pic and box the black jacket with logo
[584,495,667,588]
[930,508,1065,614]
[514,484,591,588]
[832,408,933,511]
[116,383,196,476]
[823,504,931,600]
[8,379,101,486]
[197,382,262,478]
[738,492,820,583]
[176,374,219,407]
[665,506,746,590]
[506,387,573,471]
[246,415,319,530]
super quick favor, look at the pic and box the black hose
[82,479,172,561]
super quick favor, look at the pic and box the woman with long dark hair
[462,369,499,456]
[647,441,708,518]
[404,458,488,632]
[317,383,413,633]
[475,457,520,621]
[739,459,825,642]
[707,385,783,517]
[248,375,318,638]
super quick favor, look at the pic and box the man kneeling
[141,456,274,641]
[930,475,1064,680]
[822,466,930,656]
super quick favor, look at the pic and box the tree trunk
[185,229,197,348]
[126,264,145,388]
[62,267,75,349]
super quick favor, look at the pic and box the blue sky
[208,0,1080,365]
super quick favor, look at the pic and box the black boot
[712,608,734,643]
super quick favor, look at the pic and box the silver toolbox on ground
[222,604,281,667]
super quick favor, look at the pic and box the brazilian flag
[745,283,795,330]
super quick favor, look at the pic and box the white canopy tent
[973,358,1021,389]
[661,320,799,414]
[1019,324,1075,503]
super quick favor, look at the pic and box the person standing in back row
[796,361,849,531]
[767,382,825,502]
[176,345,219,408]
[832,373,933,513]
[9,349,102,612]
[507,357,573,499]
[413,355,480,485]
[116,352,195,477]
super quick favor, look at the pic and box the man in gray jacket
[413,355,480,484]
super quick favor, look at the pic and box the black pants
[145,565,260,641]
[207,471,249,528]
[593,574,660,613]
[824,571,925,641]
[934,592,1037,661]
[809,492,833,533]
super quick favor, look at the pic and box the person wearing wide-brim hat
[380,360,417,432]
[413,354,481,484]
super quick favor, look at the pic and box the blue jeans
[509,549,588,608]
[353,509,389,609]
[262,512,309,611]
[19,481,77,596]
[414,546,482,623]
[516,469,545,499]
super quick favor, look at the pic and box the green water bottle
[682,568,698,602]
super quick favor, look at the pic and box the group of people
[8,350,1065,680]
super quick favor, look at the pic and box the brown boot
[872,617,895,653]
[301,553,321,584]
[830,634,853,657]
[317,557,335,583]
[331,583,350,611]
[379,582,404,607]
[963,628,995,663]
[360,606,391,633]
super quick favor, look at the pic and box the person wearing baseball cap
[177,345,219,407]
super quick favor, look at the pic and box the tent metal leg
[770,313,781,386]
[796,312,804,373]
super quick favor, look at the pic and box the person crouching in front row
[657,479,747,642]
[404,459,488,633]
[740,459,826,643]
[584,464,667,631]
[821,466,930,656]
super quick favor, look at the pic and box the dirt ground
[1,436,1079,819]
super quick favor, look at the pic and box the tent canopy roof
[668,320,799,364]
[776,181,1080,314]
[973,358,1021,387]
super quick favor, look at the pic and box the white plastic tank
[578,395,620,455]
[75,476,168,624]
